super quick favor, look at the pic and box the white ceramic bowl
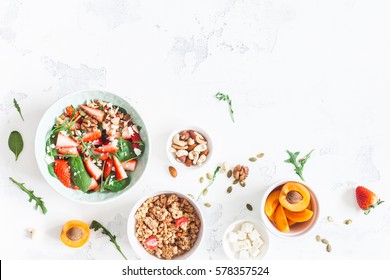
[260,179,319,238]
[128,190,205,260]
[35,89,151,204]
[222,218,269,260]
[166,126,213,170]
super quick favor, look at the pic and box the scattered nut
[173,134,187,147]
[27,228,36,239]
[176,150,188,158]
[192,152,200,165]
[179,130,190,141]
[168,166,177,178]
[327,216,334,223]
[176,156,186,163]
[194,144,207,153]
[221,162,229,173]
[197,154,207,166]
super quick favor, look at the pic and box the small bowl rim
[166,126,213,170]
[260,179,320,238]
[127,190,205,260]
[222,218,269,260]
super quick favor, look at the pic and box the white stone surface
[1,0,390,260]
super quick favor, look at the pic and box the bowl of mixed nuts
[128,191,205,260]
[167,127,212,169]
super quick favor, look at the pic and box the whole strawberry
[355,186,384,215]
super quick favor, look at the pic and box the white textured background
[1,0,390,260]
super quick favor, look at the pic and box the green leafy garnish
[197,166,221,201]
[284,150,314,181]
[215,92,235,123]
[8,131,24,160]
[13,98,24,121]
[115,138,137,162]
[102,173,131,192]
[9,177,47,214]
[89,220,127,260]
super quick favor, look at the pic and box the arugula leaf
[8,131,24,160]
[13,98,24,121]
[89,220,127,260]
[47,163,57,178]
[215,92,235,123]
[284,149,314,181]
[197,166,221,201]
[9,177,47,214]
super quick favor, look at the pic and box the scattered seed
[202,188,208,196]
[204,203,211,208]
[227,186,233,193]
[321,239,329,245]
[240,181,246,187]
[168,166,177,178]
[206,172,212,180]
[326,244,332,252]
[327,216,334,223]
[256,153,264,158]
[249,157,257,162]
[27,228,36,239]
[187,194,195,199]
[199,177,204,184]
[246,203,253,211]
[221,162,229,173]
[345,219,352,225]
[227,170,232,178]
[233,179,239,185]
[315,235,321,242]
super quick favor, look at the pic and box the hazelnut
[179,130,190,141]
[286,191,303,204]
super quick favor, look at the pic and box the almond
[168,166,177,178]
[200,149,209,156]
[187,143,197,151]
[185,158,192,167]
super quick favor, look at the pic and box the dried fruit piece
[144,235,158,250]
[168,166,177,178]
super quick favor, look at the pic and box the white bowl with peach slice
[260,180,319,238]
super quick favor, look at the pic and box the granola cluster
[134,194,201,260]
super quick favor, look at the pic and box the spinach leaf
[103,172,131,192]
[8,131,24,160]
[115,138,137,162]
[47,163,57,178]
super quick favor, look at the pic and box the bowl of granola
[128,191,204,260]
[35,89,150,204]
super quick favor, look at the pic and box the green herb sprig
[13,98,24,121]
[197,166,221,201]
[215,92,235,123]
[9,177,47,214]
[90,220,127,260]
[8,131,24,160]
[284,150,314,181]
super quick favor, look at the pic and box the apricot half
[60,220,90,248]
[274,204,290,233]
[284,208,313,223]
[265,189,281,218]
[279,182,310,212]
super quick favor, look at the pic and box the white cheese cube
[248,229,261,241]
[243,239,252,250]
[238,250,250,260]
[249,247,261,257]
[236,230,247,241]
[252,237,264,249]
[227,231,239,243]
[241,222,254,233]
[231,241,244,252]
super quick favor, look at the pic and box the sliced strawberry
[130,131,142,149]
[79,104,105,123]
[56,132,79,147]
[65,105,80,119]
[122,159,137,171]
[175,217,188,229]
[121,126,134,140]
[83,158,103,180]
[356,186,384,215]
[82,130,102,142]
[112,155,128,181]
[144,236,158,250]
[57,146,79,155]
[91,138,103,146]
[53,159,72,188]
[88,177,99,191]
[94,145,118,154]
[98,153,109,161]
[103,158,113,179]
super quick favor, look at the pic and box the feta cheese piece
[227,231,239,243]
[249,247,261,258]
[231,241,244,252]
[243,239,252,250]
[248,229,261,241]
[134,148,142,156]
[241,222,254,233]
[236,230,247,241]
[252,237,264,249]
[238,250,250,260]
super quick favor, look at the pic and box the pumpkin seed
[187,194,195,199]
[202,188,208,196]
[257,153,264,158]
[246,203,253,211]
[204,203,211,208]
[249,157,257,162]
[240,181,246,187]
[227,186,233,193]
[326,244,332,252]
[233,179,239,185]
[206,172,212,180]
[345,219,352,225]
[315,235,321,242]
[199,177,204,183]
[321,239,329,244]
[327,216,334,223]
[227,170,232,178]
